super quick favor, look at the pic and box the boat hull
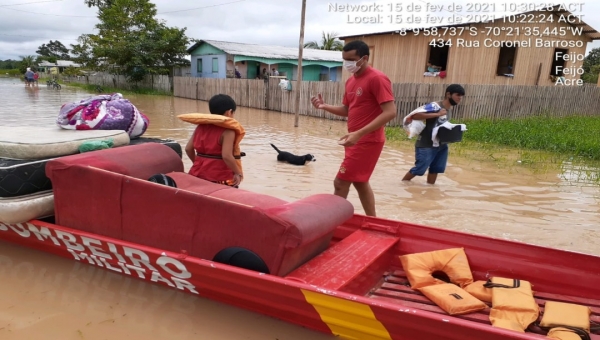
[0,219,567,340]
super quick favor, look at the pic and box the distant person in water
[24,68,34,87]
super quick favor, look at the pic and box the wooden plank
[170,77,600,124]
[369,294,493,324]
[385,271,600,318]
[372,286,600,337]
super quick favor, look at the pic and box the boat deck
[369,270,600,338]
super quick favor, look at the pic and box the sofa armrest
[264,194,354,246]
[46,143,183,180]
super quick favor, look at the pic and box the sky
[1,0,599,61]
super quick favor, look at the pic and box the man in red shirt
[310,40,396,216]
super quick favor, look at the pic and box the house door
[246,61,257,79]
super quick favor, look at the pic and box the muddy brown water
[1,79,599,339]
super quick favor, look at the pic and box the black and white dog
[270,143,316,166]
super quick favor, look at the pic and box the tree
[18,55,36,73]
[0,59,19,69]
[70,34,98,68]
[582,47,600,83]
[63,66,83,77]
[581,64,600,84]
[36,40,70,60]
[85,0,190,82]
[304,32,343,51]
[83,0,114,10]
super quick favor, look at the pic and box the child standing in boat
[184,94,244,187]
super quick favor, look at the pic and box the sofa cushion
[167,172,287,209]
[46,143,184,239]
[47,143,355,276]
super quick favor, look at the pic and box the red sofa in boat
[45,143,354,276]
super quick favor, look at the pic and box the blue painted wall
[191,55,227,78]
[320,66,342,81]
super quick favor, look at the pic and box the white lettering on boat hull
[0,221,198,295]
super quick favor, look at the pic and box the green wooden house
[186,40,343,81]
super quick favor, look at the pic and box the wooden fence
[180,76,600,125]
[62,72,172,93]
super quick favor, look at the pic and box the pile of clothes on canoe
[0,93,182,225]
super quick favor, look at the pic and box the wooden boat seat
[46,143,354,276]
[286,229,399,294]
[370,270,600,338]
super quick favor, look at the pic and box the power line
[0,7,95,17]
[157,0,245,14]
[0,33,79,41]
[0,0,63,7]
[0,0,246,18]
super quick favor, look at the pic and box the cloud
[1,0,599,60]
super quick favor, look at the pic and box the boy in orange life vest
[184,94,244,187]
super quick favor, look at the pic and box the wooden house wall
[343,11,591,86]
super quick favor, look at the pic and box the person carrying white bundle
[402,84,466,185]
[403,105,435,138]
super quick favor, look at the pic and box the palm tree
[304,32,343,51]
[18,55,37,73]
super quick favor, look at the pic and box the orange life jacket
[484,277,539,333]
[541,301,592,340]
[178,113,245,185]
[399,247,474,289]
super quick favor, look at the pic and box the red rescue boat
[1,143,598,340]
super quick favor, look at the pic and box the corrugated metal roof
[188,40,343,62]
[38,60,55,67]
[38,60,82,67]
[339,5,600,41]
[56,60,81,67]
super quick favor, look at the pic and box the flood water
[1,78,599,339]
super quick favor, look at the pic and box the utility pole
[294,0,307,127]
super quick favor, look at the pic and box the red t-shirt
[342,67,395,142]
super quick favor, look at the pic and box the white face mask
[344,56,364,73]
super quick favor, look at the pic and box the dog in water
[270,143,315,166]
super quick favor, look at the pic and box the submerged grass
[385,115,600,185]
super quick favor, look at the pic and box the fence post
[265,78,269,109]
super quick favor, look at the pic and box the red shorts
[337,141,384,182]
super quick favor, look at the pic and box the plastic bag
[403,118,426,138]
[279,79,291,91]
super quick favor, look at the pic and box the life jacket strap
[197,152,246,159]
[484,278,520,289]
[541,325,591,340]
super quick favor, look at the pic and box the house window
[212,58,218,73]
[426,42,449,72]
[550,48,568,76]
[197,59,203,74]
[496,44,517,75]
